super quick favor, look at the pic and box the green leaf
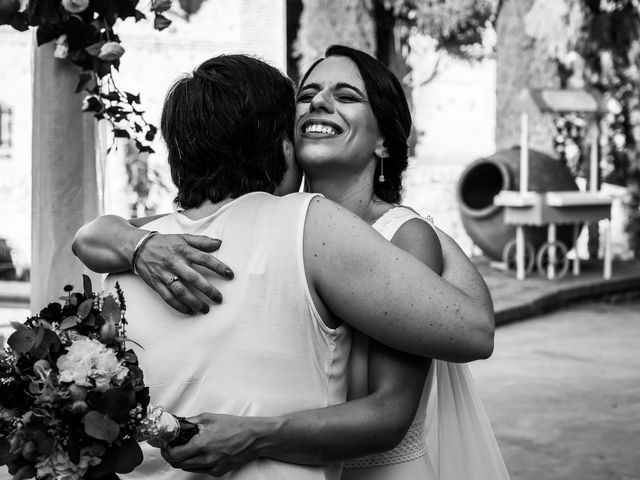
[153,13,172,31]
[77,299,94,320]
[28,381,42,394]
[8,328,36,353]
[76,72,96,93]
[82,411,120,443]
[0,436,17,466]
[101,91,121,102]
[83,274,93,297]
[10,321,28,331]
[85,42,104,56]
[83,312,97,327]
[112,129,130,139]
[113,438,143,473]
[152,0,172,13]
[31,328,62,359]
[96,388,136,423]
[60,315,80,330]
[102,296,121,325]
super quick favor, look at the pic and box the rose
[57,337,128,391]
[92,346,128,391]
[54,34,69,59]
[98,42,125,61]
[61,0,89,13]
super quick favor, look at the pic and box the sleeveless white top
[106,192,351,480]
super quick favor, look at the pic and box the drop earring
[378,157,385,183]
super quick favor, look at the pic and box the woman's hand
[74,215,236,315]
[135,233,235,315]
[161,413,271,476]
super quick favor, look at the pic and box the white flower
[54,34,69,59]
[57,337,128,391]
[61,0,89,13]
[98,42,125,61]
[607,97,622,115]
[36,443,100,480]
[613,132,626,149]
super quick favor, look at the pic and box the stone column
[496,0,559,154]
[31,41,101,310]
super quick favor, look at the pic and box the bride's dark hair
[162,54,295,209]
[299,45,412,204]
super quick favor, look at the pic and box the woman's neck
[307,172,388,224]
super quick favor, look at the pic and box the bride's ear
[374,141,389,159]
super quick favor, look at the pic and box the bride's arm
[72,215,234,314]
[163,346,428,474]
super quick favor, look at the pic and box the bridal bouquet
[0,276,196,480]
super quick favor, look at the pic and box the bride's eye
[337,94,359,102]
[296,92,315,103]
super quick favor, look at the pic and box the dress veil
[424,361,511,479]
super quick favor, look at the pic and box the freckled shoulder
[390,218,443,275]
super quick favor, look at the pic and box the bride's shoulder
[394,204,434,224]
[388,205,443,273]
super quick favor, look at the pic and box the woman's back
[108,192,351,480]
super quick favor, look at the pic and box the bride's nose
[309,89,334,113]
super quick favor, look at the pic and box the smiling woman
[296,45,411,208]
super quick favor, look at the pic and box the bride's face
[294,56,383,176]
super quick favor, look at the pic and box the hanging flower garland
[0,0,205,154]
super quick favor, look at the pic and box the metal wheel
[536,241,569,279]
[502,238,535,274]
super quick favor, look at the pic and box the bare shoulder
[391,217,443,274]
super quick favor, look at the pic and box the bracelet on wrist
[131,230,158,275]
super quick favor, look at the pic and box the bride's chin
[296,147,342,166]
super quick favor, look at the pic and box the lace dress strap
[344,419,428,469]
[372,206,434,242]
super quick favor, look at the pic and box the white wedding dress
[342,207,510,480]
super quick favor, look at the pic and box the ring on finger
[167,276,180,288]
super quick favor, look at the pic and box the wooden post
[547,223,556,280]
[572,223,581,276]
[603,219,612,280]
[31,42,101,311]
[589,125,598,193]
[520,113,529,193]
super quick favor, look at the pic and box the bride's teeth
[305,123,338,134]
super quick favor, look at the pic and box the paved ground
[471,300,640,480]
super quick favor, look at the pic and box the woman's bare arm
[306,197,494,360]
[72,214,233,314]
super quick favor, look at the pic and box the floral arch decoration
[0,0,205,153]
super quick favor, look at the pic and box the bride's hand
[160,413,263,476]
[135,234,234,315]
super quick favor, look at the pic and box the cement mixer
[457,147,578,264]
